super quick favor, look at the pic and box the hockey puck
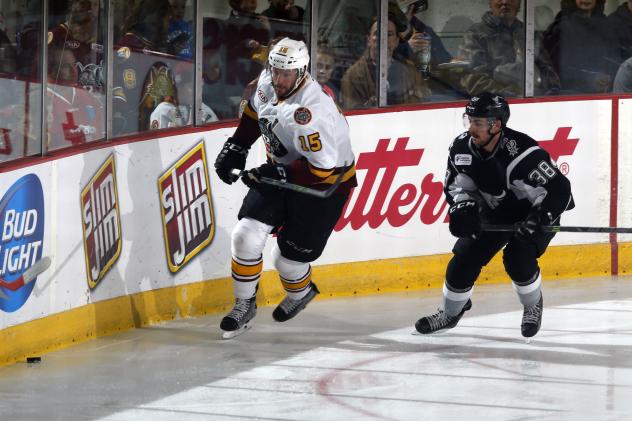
[26,356,41,363]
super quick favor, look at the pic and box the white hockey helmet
[267,38,310,96]
[268,37,310,71]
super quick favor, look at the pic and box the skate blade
[410,329,451,337]
[411,328,451,336]
[221,324,251,340]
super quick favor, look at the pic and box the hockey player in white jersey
[149,100,184,129]
[415,92,574,338]
[149,100,218,129]
[214,37,357,338]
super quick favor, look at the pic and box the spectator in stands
[224,0,272,96]
[111,0,128,42]
[395,0,466,99]
[261,0,307,40]
[613,56,632,93]
[16,0,67,78]
[46,46,104,149]
[396,1,452,69]
[114,0,173,135]
[458,0,559,97]
[607,0,632,68]
[167,0,193,59]
[202,17,233,119]
[340,14,431,109]
[48,0,104,93]
[117,0,172,53]
[316,47,339,103]
[262,0,305,21]
[0,27,16,74]
[262,0,305,22]
[542,0,618,94]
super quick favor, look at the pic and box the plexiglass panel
[0,0,43,161]
[200,0,310,121]
[111,0,194,137]
[46,0,105,151]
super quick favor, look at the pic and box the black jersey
[444,126,574,223]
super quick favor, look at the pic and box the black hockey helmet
[465,92,510,127]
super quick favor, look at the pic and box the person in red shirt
[46,47,104,149]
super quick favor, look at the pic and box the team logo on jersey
[116,46,131,60]
[77,62,104,90]
[504,137,519,156]
[257,89,268,103]
[0,174,45,313]
[80,154,122,290]
[455,154,472,166]
[480,189,506,209]
[66,40,80,49]
[294,107,312,125]
[259,117,288,157]
[123,69,136,89]
[158,141,215,273]
[151,119,159,129]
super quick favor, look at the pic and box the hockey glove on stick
[518,207,553,239]
[448,199,481,238]
[214,138,249,184]
[241,163,288,191]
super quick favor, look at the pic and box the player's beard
[472,130,499,150]
[272,78,298,99]
[272,82,291,99]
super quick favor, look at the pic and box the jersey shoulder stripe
[505,145,540,189]
[449,131,471,154]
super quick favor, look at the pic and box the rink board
[0,98,629,365]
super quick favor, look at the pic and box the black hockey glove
[518,207,553,239]
[241,162,288,191]
[214,138,248,184]
[448,199,481,238]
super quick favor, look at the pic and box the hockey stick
[482,224,632,234]
[0,256,52,292]
[230,165,347,198]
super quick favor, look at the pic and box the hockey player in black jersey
[415,92,574,338]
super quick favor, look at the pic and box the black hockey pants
[445,229,556,290]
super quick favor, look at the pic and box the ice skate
[521,295,543,338]
[272,283,320,322]
[220,296,257,339]
[414,299,472,334]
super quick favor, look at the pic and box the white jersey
[149,101,185,130]
[250,70,354,171]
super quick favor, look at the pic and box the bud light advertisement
[0,174,45,312]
